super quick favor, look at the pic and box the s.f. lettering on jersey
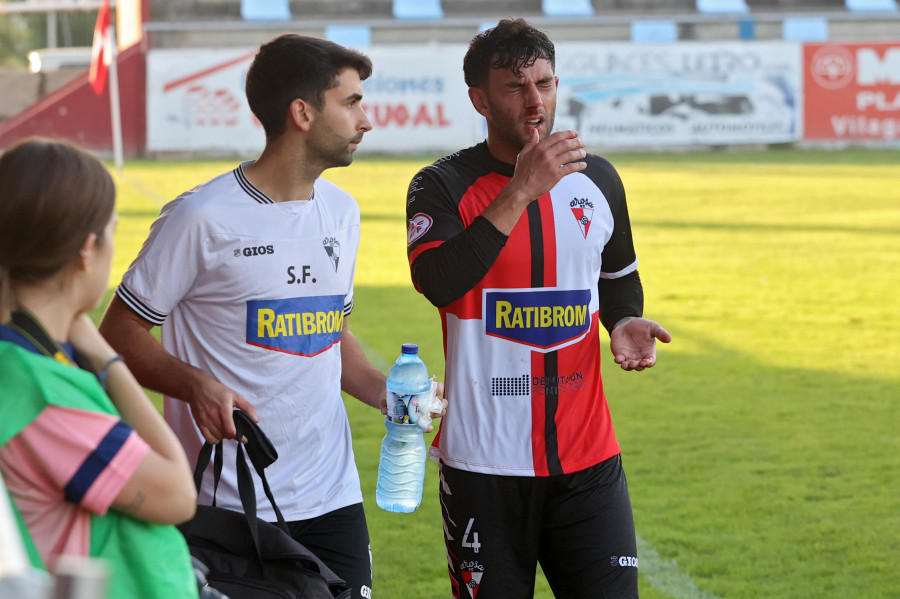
[246,295,344,356]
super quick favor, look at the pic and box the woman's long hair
[0,137,115,322]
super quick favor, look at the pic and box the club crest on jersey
[460,561,484,599]
[246,295,344,356]
[322,237,340,272]
[570,198,594,238]
[407,213,433,245]
[484,289,591,351]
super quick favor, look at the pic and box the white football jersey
[118,162,363,520]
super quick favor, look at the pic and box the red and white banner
[804,42,900,141]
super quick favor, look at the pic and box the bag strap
[8,309,75,366]
[234,442,263,563]
[188,412,291,538]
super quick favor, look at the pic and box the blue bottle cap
[401,343,418,355]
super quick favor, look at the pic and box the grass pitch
[98,148,899,599]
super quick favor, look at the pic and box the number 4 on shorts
[462,518,481,553]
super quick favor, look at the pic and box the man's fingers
[519,126,540,155]
[233,396,259,422]
[198,424,219,445]
[654,325,673,343]
[561,160,587,176]
[543,129,580,146]
[222,419,237,440]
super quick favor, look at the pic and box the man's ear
[78,233,98,271]
[288,98,314,132]
[468,87,489,118]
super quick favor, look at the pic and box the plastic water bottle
[376,344,430,513]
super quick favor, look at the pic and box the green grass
[97,148,900,598]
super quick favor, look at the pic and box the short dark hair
[245,34,373,141]
[463,18,555,89]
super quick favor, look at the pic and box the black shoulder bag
[178,411,351,599]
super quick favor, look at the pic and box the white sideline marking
[637,534,721,599]
[355,337,392,372]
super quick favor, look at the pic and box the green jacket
[0,340,198,599]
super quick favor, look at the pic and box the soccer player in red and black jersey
[406,19,671,599]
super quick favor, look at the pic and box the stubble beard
[309,120,359,169]
[493,106,557,156]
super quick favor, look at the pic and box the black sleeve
[598,270,644,335]
[411,216,508,308]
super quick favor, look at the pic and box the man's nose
[524,83,543,108]
[359,109,373,132]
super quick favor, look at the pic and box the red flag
[89,0,111,95]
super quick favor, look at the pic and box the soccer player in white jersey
[99,35,429,599]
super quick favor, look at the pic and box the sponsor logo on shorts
[407,213,433,245]
[484,289,591,350]
[570,197,594,238]
[246,295,344,356]
[610,555,639,568]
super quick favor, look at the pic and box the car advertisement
[553,42,802,146]
[804,42,900,141]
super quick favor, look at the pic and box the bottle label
[387,381,438,428]
[386,390,411,423]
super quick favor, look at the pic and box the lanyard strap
[9,310,74,367]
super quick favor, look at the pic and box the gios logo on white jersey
[234,244,275,257]
[246,295,344,356]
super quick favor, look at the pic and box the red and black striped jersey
[407,142,638,477]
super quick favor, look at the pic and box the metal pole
[106,23,124,173]
[46,11,57,48]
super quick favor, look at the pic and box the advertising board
[146,45,477,154]
[804,42,900,141]
[147,41,806,153]
[554,42,803,146]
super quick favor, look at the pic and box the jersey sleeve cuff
[116,284,167,326]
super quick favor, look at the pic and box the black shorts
[440,455,638,599]
[286,503,372,599]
